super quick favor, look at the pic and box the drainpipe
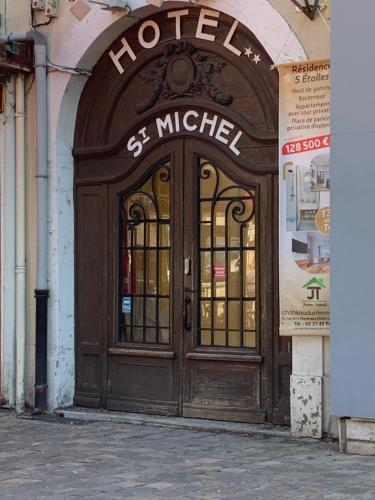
[3,31,48,411]
[15,73,26,413]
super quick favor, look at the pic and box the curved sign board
[74,7,279,181]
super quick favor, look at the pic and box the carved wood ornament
[137,41,233,114]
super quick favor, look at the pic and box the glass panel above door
[198,158,256,349]
[119,161,171,345]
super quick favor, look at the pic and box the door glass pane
[228,251,240,297]
[228,331,241,347]
[244,331,256,348]
[214,251,226,297]
[244,218,256,248]
[244,250,256,297]
[244,301,256,330]
[214,331,226,346]
[198,158,257,349]
[159,298,170,328]
[200,252,211,298]
[200,301,211,329]
[159,250,170,296]
[228,301,240,330]
[214,301,225,329]
[200,330,212,346]
[159,224,170,247]
[119,162,171,345]
[200,223,211,248]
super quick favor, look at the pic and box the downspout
[15,74,26,413]
[3,31,48,411]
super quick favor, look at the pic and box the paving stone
[1,410,375,498]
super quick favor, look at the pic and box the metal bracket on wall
[290,0,320,20]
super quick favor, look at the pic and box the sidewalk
[1,410,375,499]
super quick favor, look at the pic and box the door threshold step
[55,407,290,440]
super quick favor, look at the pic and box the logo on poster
[303,277,325,300]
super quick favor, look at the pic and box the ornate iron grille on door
[119,162,171,345]
[198,159,257,349]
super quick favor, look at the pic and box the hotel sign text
[127,109,243,158]
[109,8,242,75]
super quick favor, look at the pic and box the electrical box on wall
[45,0,58,17]
[31,0,45,9]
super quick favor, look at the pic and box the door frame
[98,137,280,422]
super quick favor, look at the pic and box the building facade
[1,0,354,445]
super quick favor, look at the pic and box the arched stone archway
[73,6,292,424]
[48,1,306,411]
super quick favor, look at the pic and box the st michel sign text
[108,9,245,158]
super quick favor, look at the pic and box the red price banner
[282,135,330,156]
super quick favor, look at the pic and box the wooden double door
[98,138,286,423]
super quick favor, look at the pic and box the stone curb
[55,407,293,440]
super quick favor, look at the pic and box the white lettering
[109,37,137,75]
[223,19,241,57]
[156,114,174,137]
[196,8,219,42]
[128,110,243,158]
[174,111,180,133]
[215,118,234,145]
[183,110,199,131]
[139,126,150,144]
[168,9,189,40]
[229,130,243,156]
[127,135,143,158]
[138,20,161,49]
[199,112,218,136]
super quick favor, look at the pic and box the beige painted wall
[269,0,330,59]
[0,0,30,35]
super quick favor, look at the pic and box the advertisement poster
[279,59,330,336]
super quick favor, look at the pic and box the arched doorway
[73,7,291,424]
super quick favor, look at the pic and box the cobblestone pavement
[1,411,375,499]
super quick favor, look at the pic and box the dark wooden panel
[108,348,176,359]
[75,185,108,406]
[107,355,175,402]
[188,361,261,409]
[107,398,179,416]
[183,405,266,424]
[74,395,101,409]
[272,174,292,425]
[186,352,262,363]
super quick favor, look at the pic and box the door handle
[184,295,192,331]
